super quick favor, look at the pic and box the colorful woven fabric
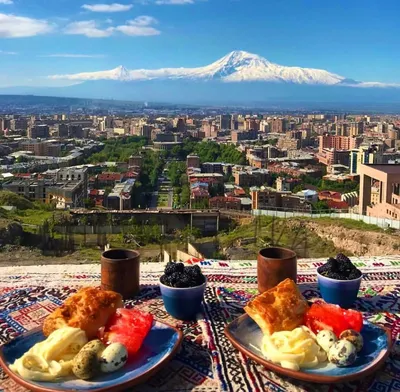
[0,256,400,392]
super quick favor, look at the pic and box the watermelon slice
[99,308,154,358]
[305,302,363,336]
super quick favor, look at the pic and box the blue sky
[0,0,400,86]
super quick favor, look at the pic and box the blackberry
[164,262,184,276]
[348,269,362,280]
[327,272,345,280]
[186,265,202,279]
[319,257,337,274]
[167,272,184,287]
[194,274,206,286]
[160,274,169,285]
[336,253,351,264]
[175,274,192,288]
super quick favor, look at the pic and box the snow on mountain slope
[49,50,388,87]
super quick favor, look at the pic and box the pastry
[244,278,309,335]
[43,287,123,340]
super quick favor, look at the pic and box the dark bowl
[317,269,362,308]
[159,278,207,320]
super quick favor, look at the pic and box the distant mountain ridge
[50,50,363,86]
[1,51,400,106]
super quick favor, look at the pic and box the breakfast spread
[245,276,365,371]
[318,253,362,280]
[5,251,379,386]
[160,262,206,288]
[10,287,153,382]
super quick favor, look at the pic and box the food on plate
[10,327,88,381]
[43,287,123,340]
[316,330,338,353]
[318,254,362,280]
[160,262,206,288]
[339,329,364,352]
[72,339,106,380]
[328,340,357,367]
[305,301,363,336]
[100,308,154,358]
[261,326,327,371]
[244,278,309,335]
[100,343,128,373]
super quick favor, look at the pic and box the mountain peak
[225,50,264,60]
[113,65,130,80]
[50,50,349,86]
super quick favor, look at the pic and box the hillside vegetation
[0,191,35,210]
[212,216,400,259]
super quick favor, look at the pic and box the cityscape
[0,107,399,261]
[0,1,400,391]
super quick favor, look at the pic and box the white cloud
[0,50,17,54]
[82,3,133,12]
[0,0,13,4]
[64,15,160,38]
[42,53,105,58]
[64,20,114,37]
[0,13,53,38]
[115,15,160,36]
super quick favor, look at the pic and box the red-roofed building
[326,200,349,210]
[96,172,123,188]
[190,187,210,208]
[318,190,342,202]
[88,189,106,207]
[233,187,246,197]
[122,171,139,179]
[209,196,241,210]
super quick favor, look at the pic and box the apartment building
[187,154,200,169]
[359,164,400,220]
[234,168,269,187]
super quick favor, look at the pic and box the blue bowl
[159,278,207,320]
[317,269,362,308]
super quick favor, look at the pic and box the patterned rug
[0,256,400,392]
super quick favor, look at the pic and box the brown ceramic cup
[257,247,297,293]
[101,249,140,299]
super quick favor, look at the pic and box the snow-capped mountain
[50,50,350,85]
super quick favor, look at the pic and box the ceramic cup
[159,278,207,320]
[101,249,140,299]
[257,247,297,293]
[317,269,362,308]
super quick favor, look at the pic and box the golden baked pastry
[43,287,123,340]
[244,278,309,335]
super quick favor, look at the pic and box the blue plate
[0,320,183,392]
[225,314,391,384]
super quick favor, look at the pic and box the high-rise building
[336,122,364,136]
[350,146,384,175]
[319,135,362,153]
[28,125,50,139]
[244,118,260,131]
[218,115,231,130]
[58,124,69,137]
[269,118,288,133]
[176,118,186,133]
[141,125,153,139]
